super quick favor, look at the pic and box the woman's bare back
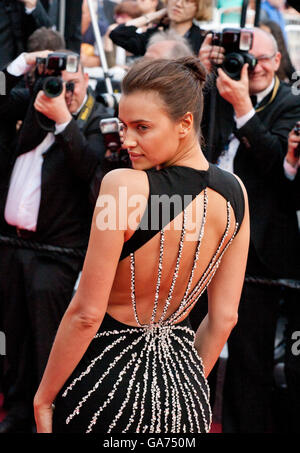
[107,165,243,326]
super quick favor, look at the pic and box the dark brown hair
[164,0,213,21]
[121,56,206,135]
[27,27,65,52]
[114,1,142,18]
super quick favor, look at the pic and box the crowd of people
[0,0,299,435]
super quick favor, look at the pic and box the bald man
[200,27,300,432]
[144,29,193,60]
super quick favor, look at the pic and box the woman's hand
[125,8,168,28]
[34,398,54,433]
[152,7,168,23]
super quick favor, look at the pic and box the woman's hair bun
[177,56,207,84]
[122,54,206,135]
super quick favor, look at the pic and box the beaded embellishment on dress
[56,187,239,433]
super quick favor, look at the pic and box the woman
[34,56,249,433]
[109,0,212,57]
[103,1,144,68]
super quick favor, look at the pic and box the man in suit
[0,0,52,69]
[200,27,300,432]
[41,0,83,53]
[281,125,300,433]
[0,50,110,432]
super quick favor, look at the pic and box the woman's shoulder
[209,164,245,193]
[99,168,149,196]
[208,164,247,228]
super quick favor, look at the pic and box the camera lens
[223,52,245,80]
[43,76,63,98]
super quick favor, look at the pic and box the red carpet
[210,421,222,433]
[0,394,6,422]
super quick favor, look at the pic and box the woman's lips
[172,8,182,15]
[129,152,144,161]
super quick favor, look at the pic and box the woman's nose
[122,131,137,149]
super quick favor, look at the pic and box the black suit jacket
[0,71,110,249]
[202,80,300,279]
[0,0,52,69]
[295,171,300,210]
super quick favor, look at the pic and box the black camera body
[293,121,300,158]
[35,52,80,97]
[212,28,257,80]
[99,118,130,168]
[99,118,122,153]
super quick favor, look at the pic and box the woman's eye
[137,125,148,131]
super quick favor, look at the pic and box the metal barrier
[0,235,86,259]
[245,275,300,291]
[0,234,299,291]
[284,13,300,27]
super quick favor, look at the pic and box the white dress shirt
[4,134,55,231]
[217,78,275,174]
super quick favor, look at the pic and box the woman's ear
[179,112,193,138]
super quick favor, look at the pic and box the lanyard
[255,76,280,113]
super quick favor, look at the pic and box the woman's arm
[194,179,250,378]
[109,9,167,56]
[33,169,129,432]
[125,8,167,28]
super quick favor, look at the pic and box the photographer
[280,124,300,434]
[0,0,52,69]
[0,50,111,433]
[200,27,300,432]
[109,0,213,57]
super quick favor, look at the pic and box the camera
[35,52,80,97]
[100,118,122,153]
[99,118,130,168]
[211,28,257,80]
[29,52,80,131]
[293,121,300,158]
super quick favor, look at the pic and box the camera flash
[240,30,252,51]
[66,55,79,73]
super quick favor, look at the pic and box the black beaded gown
[52,164,245,433]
